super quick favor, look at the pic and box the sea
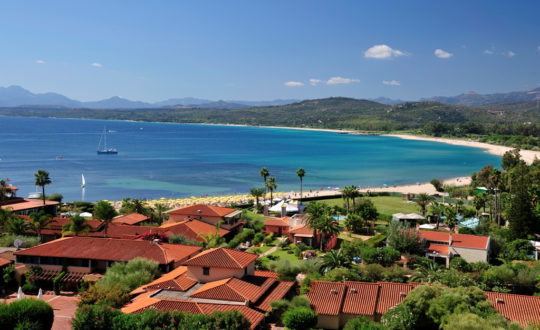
[0,116,502,202]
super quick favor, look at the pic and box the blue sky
[1,1,539,102]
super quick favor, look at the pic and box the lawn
[320,196,420,217]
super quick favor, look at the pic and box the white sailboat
[81,174,86,188]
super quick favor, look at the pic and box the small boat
[97,127,118,155]
[81,174,86,188]
[28,192,42,199]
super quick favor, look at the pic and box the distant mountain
[82,96,152,109]
[0,85,80,107]
[194,101,251,109]
[229,99,300,107]
[369,97,406,105]
[427,88,540,106]
[154,97,213,107]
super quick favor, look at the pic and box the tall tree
[429,201,445,229]
[317,215,340,250]
[152,203,169,225]
[29,210,56,242]
[0,207,12,231]
[414,193,434,217]
[296,168,305,205]
[62,214,92,237]
[507,163,536,239]
[472,194,486,217]
[305,201,329,244]
[34,170,51,206]
[266,177,277,206]
[8,216,31,235]
[94,200,117,238]
[249,187,264,212]
[444,206,458,232]
[260,167,270,201]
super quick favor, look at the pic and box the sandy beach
[387,134,540,165]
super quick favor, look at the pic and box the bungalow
[123,247,295,329]
[264,216,290,236]
[112,213,151,226]
[19,215,102,242]
[166,204,243,232]
[14,237,202,274]
[1,198,59,216]
[419,230,490,267]
[159,219,230,242]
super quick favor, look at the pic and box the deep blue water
[0,116,501,202]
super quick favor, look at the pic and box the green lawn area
[258,246,302,268]
[246,238,279,254]
[320,196,420,217]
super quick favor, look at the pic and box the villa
[112,212,151,225]
[166,204,243,232]
[419,230,490,267]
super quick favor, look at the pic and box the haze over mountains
[0,85,539,109]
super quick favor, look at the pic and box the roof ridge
[224,249,244,268]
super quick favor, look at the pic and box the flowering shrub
[140,231,168,242]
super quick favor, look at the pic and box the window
[244,268,248,275]
[203,267,210,276]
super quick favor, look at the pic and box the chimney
[449,234,453,246]
[330,289,338,294]
[281,203,287,217]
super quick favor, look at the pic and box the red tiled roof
[485,292,540,326]
[427,244,449,255]
[254,270,279,279]
[265,217,289,227]
[190,276,276,303]
[128,299,264,329]
[255,281,294,312]
[160,219,229,242]
[375,282,415,314]
[289,224,315,237]
[20,215,102,232]
[113,213,150,225]
[305,281,346,316]
[168,204,237,218]
[14,237,201,265]
[87,223,160,239]
[0,257,12,267]
[1,199,59,212]
[342,282,380,316]
[183,247,258,269]
[419,230,489,249]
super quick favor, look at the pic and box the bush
[21,283,39,295]
[78,284,131,308]
[0,234,40,248]
[449,257,470,272]
[252,232,265,245]
[72,304,121,330]
[345,316,383,329]
[263,233,274,245]
[504,239,534,261]
[282,307,318,330]
[168,233,202,246]
[99,257,160,292]
[0,298,54,330]
[269,259,301,281]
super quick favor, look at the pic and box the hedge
[0,298,54,330]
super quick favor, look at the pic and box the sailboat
[81,174,86,188]
[97,127,118,155]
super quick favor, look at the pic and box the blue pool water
[0,116,501,202]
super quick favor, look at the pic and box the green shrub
[53,271,66,294]
[79,283,131,308]
[263,233,274,245]
[0,298,54,330]
[168,234,202,246]
[282,307,318,330]
[449,257,470,272]
[345,316,383,329]
[252,232,265,245]
[99,257,160,292]
[21,283,39,295]
[72,304,121,330]
[0,234,40,248]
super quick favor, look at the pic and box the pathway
[259,237,286,258]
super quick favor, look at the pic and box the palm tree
[34,170,51,205]
[409,258,442,283]
[62,215,92,237]
[444,206,458,232]
[29,210,56,242]
[414,193,433,217]
[317,215,340,251]
[198,220,224,248]
[8,216,31,235]
[0,207,12,231]
[429,201,445,229]
[249,187,265,212]
[296,168,305,205]
[341,186,352,213]
[305,201,329,245]
[349,185,359,210]
[265,177,277,206]
[473,194,486,217]
[260,167,270,200]
[320,249,350,271]
[94,200,117,238]
[152,203,169,225]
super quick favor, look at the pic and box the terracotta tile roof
[255,281,294,312]
[419,230,489,249]
[168,204,237,218]
[342,282,380,316]
[14,237,201,265]
[127,299,264,329]
[427,243,449,255]
[20,215,102,233]
[1,199,59,212]
[254,270,279,279]
[375,282,415,315]
[190,276,276,303]
[132,266,197,295]
[159,219,229,242]
[113,213,150,225]
[264,217,289,227]
[289,224,315,237]
[87,223,160,239]
[305,281,346,316]
[0,257,12,267]
[485,292,540,326]
[183,247,258,269]
[121,293,161,314]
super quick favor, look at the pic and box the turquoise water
[0,116,501,202]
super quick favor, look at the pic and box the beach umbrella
[17,286,23,300]
[37,288,43,300]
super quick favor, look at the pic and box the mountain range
[1,85,539,109]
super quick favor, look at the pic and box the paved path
[259,237,286,258]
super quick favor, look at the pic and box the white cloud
[309,78,321,86]
[284,81,304,87]
[434,49,453,59]
[326,77,360,85]
[506,51,516,57]
[382,80,400,86]
[537,45,540,52]
[483,50,494,55]
[35,60,45,64]
[91,62,103,68]
[364,44,406,59]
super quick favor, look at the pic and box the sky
[1,1,539,102]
